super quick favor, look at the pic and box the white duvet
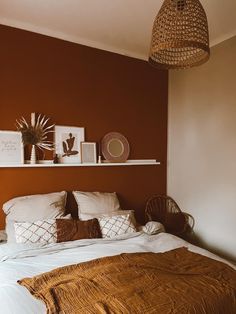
[0,232,235,314]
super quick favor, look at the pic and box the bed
[0,191,235,313]
[0,231,235,314]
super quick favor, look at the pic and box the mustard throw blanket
[18,248,236,314]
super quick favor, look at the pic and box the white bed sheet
[0,232,235,314]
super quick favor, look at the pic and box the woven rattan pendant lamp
[149,0,210,69]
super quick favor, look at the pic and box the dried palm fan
[16,113,54,163]
[145,195,194,236]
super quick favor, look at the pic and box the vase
[30,145,37,164]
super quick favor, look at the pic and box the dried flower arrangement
[16,113,54,163]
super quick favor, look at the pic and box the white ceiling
[0,0,236,60]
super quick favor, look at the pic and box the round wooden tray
[101,132,130,162]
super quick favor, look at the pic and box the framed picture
[81,142,97,164]
[54,126,85,163]
[0,131,24,164]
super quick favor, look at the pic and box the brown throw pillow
[56,218,102,243]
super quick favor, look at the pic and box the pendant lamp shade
[149,0,210,69]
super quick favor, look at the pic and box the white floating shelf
[0,159,160,168]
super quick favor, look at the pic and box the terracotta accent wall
[0,25,168,229]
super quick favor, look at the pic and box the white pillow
[73,191,121,220]
[3,191,67,243]
[81,209,134,219]
[98,213,136,239]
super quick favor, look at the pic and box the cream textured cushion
[142,221,165,235]
[73,191,121,220]
[3,191,67,243]
[14,219,57,244]
[98,213,136,239]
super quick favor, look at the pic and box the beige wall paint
[168,36,236,262]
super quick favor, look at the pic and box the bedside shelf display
[0,159,160,168]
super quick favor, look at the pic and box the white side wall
[168,36,236,261]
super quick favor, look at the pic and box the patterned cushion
[98,214,136,238]
[14,219,57,244]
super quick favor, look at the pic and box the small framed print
[0,131,24,164]
[81,142,97,164]
[54,126,85,163]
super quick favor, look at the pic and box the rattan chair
[145,195,194,236]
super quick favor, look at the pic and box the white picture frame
[54,126,85,164]
[81,142,97,164]
[0,131,24,164]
